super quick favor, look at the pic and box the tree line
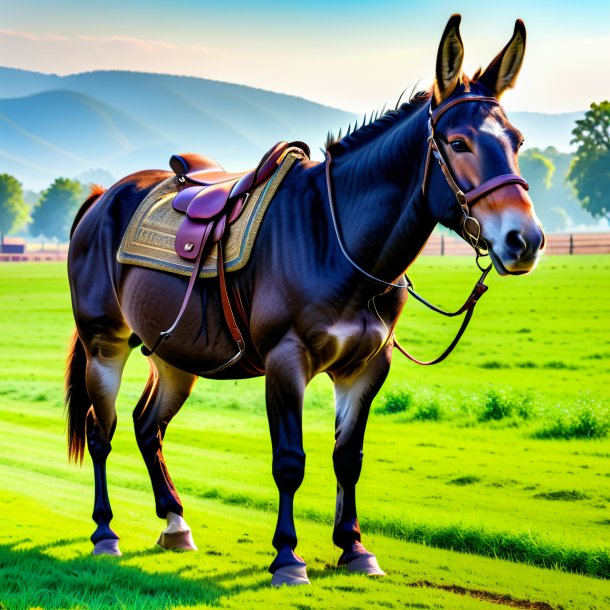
[0,176,86,247]
[0,101,608,246]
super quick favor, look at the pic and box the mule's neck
[328,102,436,288]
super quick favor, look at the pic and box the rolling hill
[0,67,584,191]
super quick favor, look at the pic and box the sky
[0,0,609,114]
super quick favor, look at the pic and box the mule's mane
[70,184,106,239]
[325,89,432,152]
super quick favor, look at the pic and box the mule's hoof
[345,554,385,576]
[271,564,310,586]
[157,529,198,551]
[92,539,122,556]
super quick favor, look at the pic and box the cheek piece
[421,95,529,267]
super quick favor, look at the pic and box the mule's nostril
[505,230,527,258]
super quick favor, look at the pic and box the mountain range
[0,67,583,192]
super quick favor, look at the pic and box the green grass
[0,256,609,609]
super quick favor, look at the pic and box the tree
[0,174,27,247]
[568,101,610,220]
[30,178,86,245]
[519,148,596,231]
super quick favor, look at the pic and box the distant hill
[0,67,62,98]
[0,68,357,190]
[0,67,584,191]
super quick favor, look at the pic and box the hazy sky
[1,0,608,113]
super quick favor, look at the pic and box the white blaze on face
[479,115,511,143]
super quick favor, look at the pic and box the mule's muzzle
[490,223,545,275]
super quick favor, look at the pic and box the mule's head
[426,15,545,275]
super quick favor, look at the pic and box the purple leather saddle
[170,141,309,263]
[141,141,310,360]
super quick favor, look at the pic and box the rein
[324,94,529,366]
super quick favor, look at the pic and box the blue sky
[1,0,608,113]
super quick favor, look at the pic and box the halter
[324,93,529,365]
[421,95,529,260]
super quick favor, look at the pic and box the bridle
[324,93,530,365]
[422,95,529,262]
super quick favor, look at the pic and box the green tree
[520,150,561,229]
[521,150,554,188]
[30,178,85,246]
[568,101,610,220]
[0,174,28,247]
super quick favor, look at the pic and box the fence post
[569,234,574,255]
[441,234,445,256]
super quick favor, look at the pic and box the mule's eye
[450,139,469,153]
[518,139,525,149]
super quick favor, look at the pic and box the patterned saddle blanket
[117,148,304,278]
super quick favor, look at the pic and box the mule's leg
[333,348,391,575]
[83,328,131,556]
[132,356,198,550]
[265,336,311,586]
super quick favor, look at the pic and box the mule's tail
[65,329,90,464]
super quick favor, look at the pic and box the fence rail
[421,233,610,256]
[1,233,609,262]
[0,251,67,262]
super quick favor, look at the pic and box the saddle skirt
[117,147,305,278]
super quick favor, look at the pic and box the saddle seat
[169,152,225,175]
[170,153,249,188]
[170,141,306,262]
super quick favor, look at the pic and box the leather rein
[324,94,529,366]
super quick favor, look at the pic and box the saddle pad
[117,149,304,278]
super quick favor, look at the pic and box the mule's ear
[433,14,464,105]
[479,19,526,98]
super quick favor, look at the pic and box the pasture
[0,256,608,609]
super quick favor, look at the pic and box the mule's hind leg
[332,348,391,576]
[82,326,132,556]
[133,356,198,551]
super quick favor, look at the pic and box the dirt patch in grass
[408,580,554,609]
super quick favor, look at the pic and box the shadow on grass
[0,539,271,609]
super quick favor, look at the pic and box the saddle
[171,141,300,261]
[142,140,310,373]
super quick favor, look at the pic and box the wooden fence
[1,233,609,262]
[421,233,610,256]
[0,251,67,262]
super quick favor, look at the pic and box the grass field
[0,256,609,609]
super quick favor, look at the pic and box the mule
[65,15,544,585]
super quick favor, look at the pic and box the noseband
[421,95,529,259]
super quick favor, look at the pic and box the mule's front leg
[265,335,311,586]
[333,348,391,575]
